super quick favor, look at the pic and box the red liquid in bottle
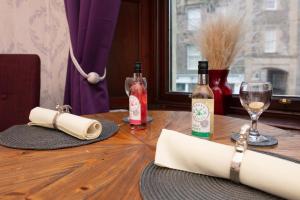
[129,80,147,128]
[129,62,147,129]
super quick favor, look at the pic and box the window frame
[153,0,300,118]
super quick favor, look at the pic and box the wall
[0,0,154,110]
[245,0,299,95]
[0,0,69,108]
[107,0,153,109]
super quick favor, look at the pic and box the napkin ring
[52,105,72,129]
[230,124,250,183]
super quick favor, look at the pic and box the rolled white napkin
[28,107,102,140]
[155,129,300,200]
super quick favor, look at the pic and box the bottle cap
[135,62,142,73]
[198,61,208,74]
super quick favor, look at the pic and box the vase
[219,70,232,115]
[208,70,224,115]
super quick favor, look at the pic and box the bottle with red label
[129,62,147,128]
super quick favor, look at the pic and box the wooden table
[1,111,300,200]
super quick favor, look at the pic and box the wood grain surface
[0,111,299,200]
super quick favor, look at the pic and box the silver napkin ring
[52,105,72,129]
[230,124,250,183]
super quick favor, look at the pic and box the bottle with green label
[191,61,214,139]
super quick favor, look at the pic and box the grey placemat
[140,152,299,200]
[0,120,118,150]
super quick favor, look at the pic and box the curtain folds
[64,0,121,115]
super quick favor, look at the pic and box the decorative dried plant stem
[197,12,244,70]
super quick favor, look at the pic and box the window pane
[187,45,202,70]
[187,8,201,31]
[170,0,300,97]
[265,0,277,10]
[264,30,277,53]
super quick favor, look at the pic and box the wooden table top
[1,111,300,200]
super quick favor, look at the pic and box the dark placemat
[140,152,299,200]
[0,120,118,150]
[122,116,153,123]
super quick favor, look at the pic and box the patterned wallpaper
[0,0,69,108]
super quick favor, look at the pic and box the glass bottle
[191,61,214,139]
[129,62,147,129]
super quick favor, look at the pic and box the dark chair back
[0,54,40,131]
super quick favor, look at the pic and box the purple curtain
[64,0,121,115]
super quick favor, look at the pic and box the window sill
[228,113,300,131]
[150,102,300,131]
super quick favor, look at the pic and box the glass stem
[250,114,259,136]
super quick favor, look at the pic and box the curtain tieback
[69,40,106,84]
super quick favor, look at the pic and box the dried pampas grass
[197,12,245,70]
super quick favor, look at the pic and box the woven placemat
[0,120,118,150]
[140,152,299,200]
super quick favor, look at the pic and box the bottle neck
[198,74,209,85]
[134,72,142,80]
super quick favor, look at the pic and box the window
[266,68,288,95]
[187,45,202,70]
[264,0,277,10]
[153,0,300,124]
[169,0,300,97]
[175,75,198,93]
[264,30,277,53]
[176,83,186,92]
[216,6,227,15]
[187,8,201,31]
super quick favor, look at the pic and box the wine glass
[124,77,147,97]
[232,82,278,146]
[125,77,134,97]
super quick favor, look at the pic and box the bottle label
[129,95,141,124]
[192,99,214,138]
